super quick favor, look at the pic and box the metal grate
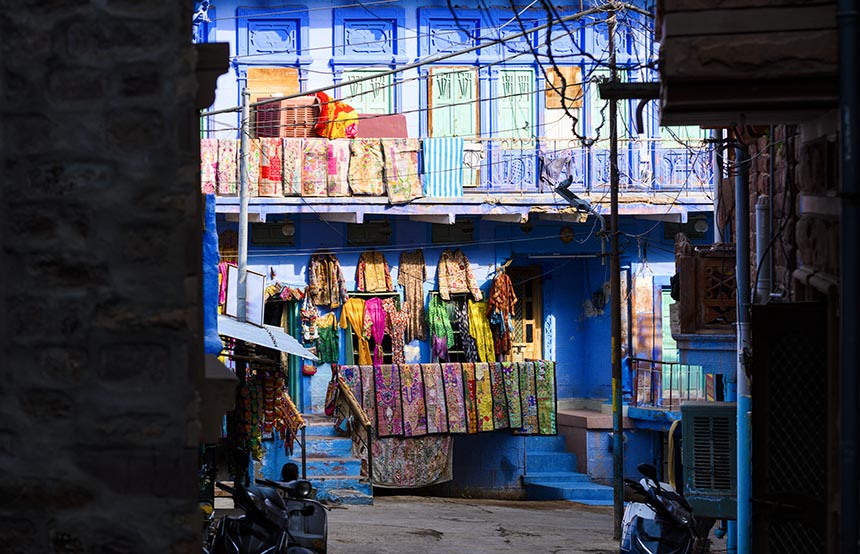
[691,414,733,491]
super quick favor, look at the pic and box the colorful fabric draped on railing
[421,363,448,434]
[441,362,468,433]
[399,363,428,437]
[422,137,464,197]
[374,364,403,438]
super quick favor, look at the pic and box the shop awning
[217,315,318,361]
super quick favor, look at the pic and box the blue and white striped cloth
[422,137,464,197]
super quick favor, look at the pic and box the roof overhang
[217,315,318,361]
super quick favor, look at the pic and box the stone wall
[0,2,203,552]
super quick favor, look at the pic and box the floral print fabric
[383,138,422,204]
[302,138,328,197]
[326,139,350,196]
[382,298,408,365]
[371,434,453,488]
[441,362,468,433]
[258,137,282,196]
[398,250,427,342]
[489,362,509,430]
[348,138,385,195]
[399,363,427,437]
[200,138,218,194]
[474,363,494,432]
[247,138,261,196]
[308,253,349,308]
[517,361,539,434]
[281,138,303,195]
[356,251,393,292]
[501,362,522,428]
[217,139,238,195]
[340,365,363,408]
[437,249,483,301]
[461,363,479,434]
[536,360,557,435]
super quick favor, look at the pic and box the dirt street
[327,496,619,554]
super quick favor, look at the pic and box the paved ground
[327,496,621,554]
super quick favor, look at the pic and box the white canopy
[217,315,318,361]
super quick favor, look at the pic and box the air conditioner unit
[252,96,319,138]
[681,401,737,520]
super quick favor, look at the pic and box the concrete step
[303,437,354,458]
[525,451,577,472]
[290,457,362,477]
[311,476,372,499]
[525,435,568,452]
[318,488,374,506]
[522,471,591,485]
[526,481,614,504]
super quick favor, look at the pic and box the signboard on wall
[225,265,266,327]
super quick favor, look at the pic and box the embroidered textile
[489,362,509,430]
[428,295,454,360]
[487,272,518,358]
[326,139,350,196]
[441,362,468,433]
[383,138,422,204]
[340,365,363,408]
[421,363,448,434]
[359,364,376,421]
[374,364,403,437]
[453,302,478,362]
[259,137,283,197]
[474,363,494,432]
[422,137,464,197]
[302,138,328,197]
[371,434,453,488]
[308,253,348,308]
[363,297,387,366]
[461,363,479,434]
[398,250,427,342]
[437,249,483,301]
[217,139,238,195]
[536,360,557,435]
[339,298,371,365]
[316,313,339,364]
[247,138,261,196]
[468,300,496,363]
[356,251,393,292]
[399,363,427,437]
[300,289,320,343]
[348,138,385,195]
[501,362,522,428]
[281,392,305,456]
[382,298,408,365]
[518,361,539,434]
[281,138,303,196]
[200,138,218,194]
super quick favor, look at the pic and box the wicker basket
[253,96,319,138]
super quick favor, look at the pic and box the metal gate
[751,302,828,553]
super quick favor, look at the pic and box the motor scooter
[207,478,327,554]
[620,463,713,554]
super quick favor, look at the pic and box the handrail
[333,376,374,486]
[628,356,708,411]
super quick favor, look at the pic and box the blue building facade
[196,0,717,495]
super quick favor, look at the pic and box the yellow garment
[474,363,495,432]
[339,298,372,365]
[468,300,496,363]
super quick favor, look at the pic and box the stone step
[302,422,339,437]
[310,476,372,500]
[525,435,568,452]
[303,437,354,458]
[526,481,614,504]
[525,451,577,473]
[522,471,591,485]
[318,488,374,506]
[290,457,362,477]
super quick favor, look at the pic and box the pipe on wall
[754,196,772,303]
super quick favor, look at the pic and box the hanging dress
[398,249,427,342]
[339,297,371,365]
[382,297,408,365]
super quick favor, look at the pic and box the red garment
[487,271,518,358]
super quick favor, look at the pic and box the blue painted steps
[524,436,613,506]
[290,418,373,505]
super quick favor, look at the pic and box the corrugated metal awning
[217,315,318,361]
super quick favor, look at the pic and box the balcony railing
[630,357,710,411]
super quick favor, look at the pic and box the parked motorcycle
[620,463,713,554]
[206,478,327,554]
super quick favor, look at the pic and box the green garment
[317,313,340,364]
[428,295,455,347]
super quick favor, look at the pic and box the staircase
[291,416,373,505]
[524,435,613,506]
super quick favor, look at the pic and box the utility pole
[608,4,624,540]
[237,88,250,323]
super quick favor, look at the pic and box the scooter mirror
[637,463,659,483]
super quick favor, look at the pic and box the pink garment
[363,297,387,366]
[327,139,350,196]
[200,138,218,194]
[218,262,229,306]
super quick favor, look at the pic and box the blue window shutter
[497,68,535,140]
[430,67,477,137]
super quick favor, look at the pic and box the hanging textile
[398,249,427,342]
[421,363,449,434]
[348,138,385,195]
[474,362,494,432]
[536,360,557,435]
[302,138,328,197]
[340,365,363,408]
[259,137,283,197]
[468,299,496,363]
[487,271,518,359]
[313,91,358,139]
[216,138,238,195]
[428,295,454,361]
[363,297,387,366]
[382,298,408,365]
[279,391,305,456]
[300,289,320,343]
[339,297,371,365]
[489,362,509,430]
[359,364,376,420]
[399,363,427,437]
[500,362,522,428]
[453,301,478,362]
[441,362,468,433]
[356,251,393,292]
[247,138,261,196]
[422,137,464,198]
[517,361,539,434]
[281,138,303,196]
[374,364,403,438]
[200,138,218,194]
[461,362,479,434]
[326,139,351,196]
[437,249,483,301]
[316,313,339,364]
[308,253,349,308]
[371,434,453,488]
[383,138,422,204]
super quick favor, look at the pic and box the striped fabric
[422,137,464,198]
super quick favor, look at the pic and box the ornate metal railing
[333,376,373,486]
[630,357,709,411]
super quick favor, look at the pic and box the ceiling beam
[319,212,362,224]
[409,214,456,225]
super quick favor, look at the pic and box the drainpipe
[838,0,860,551]
[734,145,752,554]
[754,196,771,303]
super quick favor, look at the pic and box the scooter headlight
[296,479,313,498]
